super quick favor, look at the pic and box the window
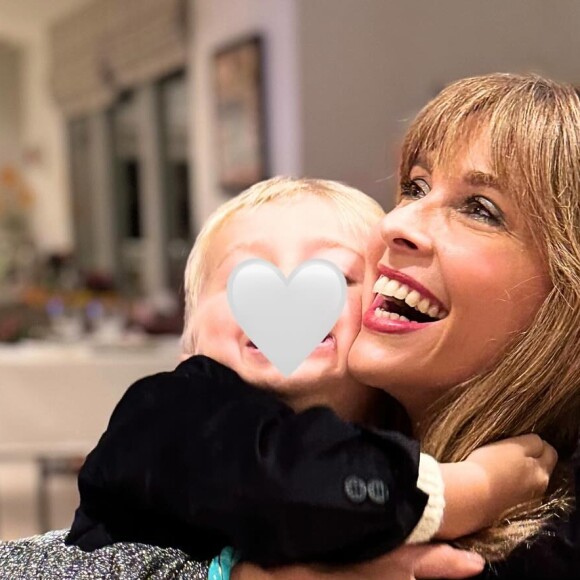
[158,72,193,293]
[68,118,96,272]
[67,71,192,298]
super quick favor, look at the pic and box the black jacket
[67,355,428,566]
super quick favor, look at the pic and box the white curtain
[50,1,115,118]
[50,0,188,118]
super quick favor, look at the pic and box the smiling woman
[350,73,580,561]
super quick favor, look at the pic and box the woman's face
[348,135,551,420]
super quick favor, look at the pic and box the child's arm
[67,355,431,566]
[66,355,555,567]
[434,434,557,540]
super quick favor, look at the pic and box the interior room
[0,0,579,541]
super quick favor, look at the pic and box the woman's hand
[230,544,485,580]
[438,433,558,539]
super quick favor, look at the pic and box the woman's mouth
[363,274,448,333]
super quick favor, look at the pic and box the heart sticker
[227,259,347,376]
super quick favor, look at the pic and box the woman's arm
[230,544,486,580]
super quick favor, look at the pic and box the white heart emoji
[227,258,347,376]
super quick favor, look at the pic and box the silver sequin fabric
[0,529,210,579]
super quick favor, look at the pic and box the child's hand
[437,434,557,539]
[466,434,558,519]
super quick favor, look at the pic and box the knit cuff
[405,452,446,544]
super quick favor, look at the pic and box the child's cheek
[337,287,363,341]
[347,286,363,324]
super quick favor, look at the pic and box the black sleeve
[66,355,428,567]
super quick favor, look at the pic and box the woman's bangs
[401,75,565,209]
[400,79,500,182]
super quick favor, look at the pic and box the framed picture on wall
[214,36,268,192]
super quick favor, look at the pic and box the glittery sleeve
[0,529,211,579]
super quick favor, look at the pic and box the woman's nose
[379,203,434,257]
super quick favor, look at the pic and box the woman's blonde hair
[406,73,580,560]
[181,176,384,354]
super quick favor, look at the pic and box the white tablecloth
[0,338,181,459]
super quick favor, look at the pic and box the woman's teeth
[372,275,448,320]
[374,310,410,321]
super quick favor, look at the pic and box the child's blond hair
[181,176,384,354]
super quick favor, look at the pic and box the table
[0,337,181,530]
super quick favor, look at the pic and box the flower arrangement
[0,165,36,292]
[0,166,33,231]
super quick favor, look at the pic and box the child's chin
[242,343,343,385]
[247,361,343,395]
[245,334,337,360]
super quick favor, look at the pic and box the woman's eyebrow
[413,155,432,173]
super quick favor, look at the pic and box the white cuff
[406,452,446,544]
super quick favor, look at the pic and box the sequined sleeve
[0,529,210,580]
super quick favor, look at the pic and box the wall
[5,0,580,251]
[299,0,580,207]
[188,0,302,231]
[20,31,72,252]
[0,19,72,253]
[0,43,21,167]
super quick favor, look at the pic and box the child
[66,177,555,567]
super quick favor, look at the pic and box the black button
[367,479,388,505]
[344,475,367,503]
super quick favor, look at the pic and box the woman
[222,72,580,578]
[1,72,579,579]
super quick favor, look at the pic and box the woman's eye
[400,178,430,201]
[461,196,504,227]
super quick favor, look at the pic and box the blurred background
[0,0,577,539]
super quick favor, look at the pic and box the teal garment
[0,529,211,579]
[208,547,241,580]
